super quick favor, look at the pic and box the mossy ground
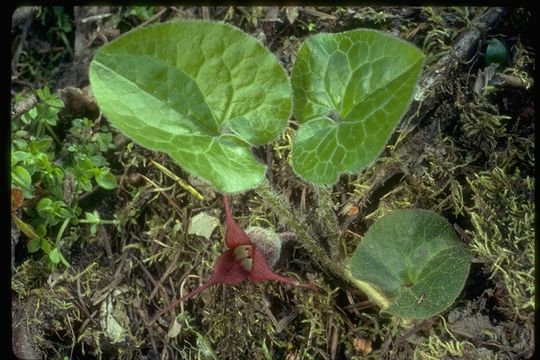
[11,6,534,359]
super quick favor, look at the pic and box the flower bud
[245,226,281,267]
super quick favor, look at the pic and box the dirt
[11,6,534,360]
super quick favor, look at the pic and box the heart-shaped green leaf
[89,21,291,193]
[350,209,470,320]
[291,29,424,184]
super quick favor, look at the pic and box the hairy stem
[255,180,389,310]
[312,185,341,257]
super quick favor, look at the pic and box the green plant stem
[255,180,390,310]
[78,219,119,225]
[341,268,391,309]
[313,185,341,257]
[44,122,62,146]
[55,217,71,248]
[150,159,204,201]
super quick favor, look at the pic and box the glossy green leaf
[11,166,33,191]
[36,198,54,216]
[84,211,101,224]
[350,209,470,320]
[95,168,118,189]
[291,29,424,184]
[11,151,32,165]
[90,20,291,193]
[78,176,92,192]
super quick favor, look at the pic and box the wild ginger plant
[89,20,470,322]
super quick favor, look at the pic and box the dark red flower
[151,195,317,322]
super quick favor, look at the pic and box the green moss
[466,168,534,319]
[412,317,476,359]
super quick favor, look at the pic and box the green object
[36,198,70,226]
[167,315,182,338]
[95,168,118,189]
[27,238,41,253]
[350,209,470,319]
[188,212,220,240]
[485,38,509,67]
[90,21,291,193]
[48,248,61,264]
[11,166,33,193]
[290,29,424,184]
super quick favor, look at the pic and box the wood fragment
[132,7,168,30]
[409,7,506,130]
[301,7,337,20]
[11,8,34,76]
[491,73,534,89]
[11,94,37,120]
[201,6,210,20]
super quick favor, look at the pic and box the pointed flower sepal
[151,195,317,323]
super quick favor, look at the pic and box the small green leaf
[21,109,37,125]
[172,221,182,234]
[36,224,47,238]
[350,209,470,320]
[13,138,28,150]
[37,86,63,107]
[28,138,53,155]
[77,176,92,192]
[49,248,61,264]
[291,29,424,184]
[36,198,54,216]
[77,158,96,176]
[11,166,33,191]
[188,212,220,240]
[13,215,40,240]
[56,206,72,219]
[167,315,183,338]
[11,151,32,164]
[41,239,52,254]
[90,20,291,193]
[37,86,51,101]
[95,168,118,189]
[45,114,58,126]
[89,155,107,167]
[85,211,101,223]
[27,238,41,253]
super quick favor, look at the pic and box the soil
[11,6,534,360]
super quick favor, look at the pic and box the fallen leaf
[188,212,220,240]
[11,188,23,212]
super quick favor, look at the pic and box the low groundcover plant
[89,20,470,323]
